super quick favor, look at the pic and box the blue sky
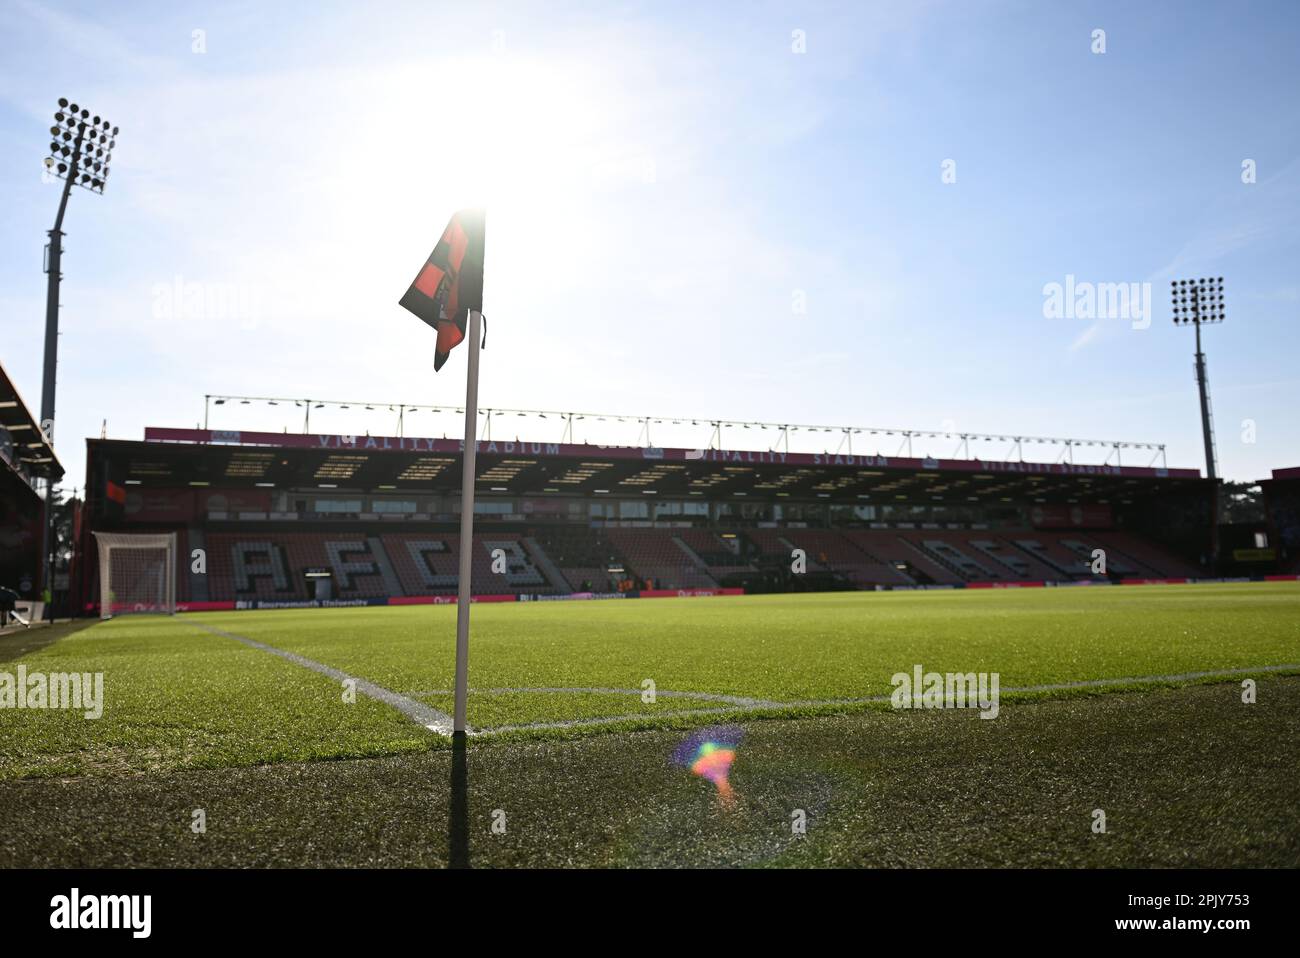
[1,0,1297,492]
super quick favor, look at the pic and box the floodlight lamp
[58,97,68,108]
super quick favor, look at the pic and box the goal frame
[92,532,178,620]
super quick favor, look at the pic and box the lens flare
[674,726,743,805]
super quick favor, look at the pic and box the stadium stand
[75,425,1236,609]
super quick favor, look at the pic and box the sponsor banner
[1264,574,1300,582]
[234,598,384,610]
[518,592,627,601]
[966,580,1047,589]
[142,427,1202,480]
[634,588,745,598]
[1119,578,1193,586]
[389,593,518,605]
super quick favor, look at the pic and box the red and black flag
[399,208,486,371]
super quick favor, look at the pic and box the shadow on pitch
[0,618,98,663]
[449,732,470,868]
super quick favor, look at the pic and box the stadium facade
[66,419,1298,616]
[0,361,62,618]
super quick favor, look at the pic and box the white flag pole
[452,308,483,737]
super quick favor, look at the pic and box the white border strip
[189,622,456,735]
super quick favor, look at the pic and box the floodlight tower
[41,98,117,439]
[1170,277,1224,481]
[39,97,117,607]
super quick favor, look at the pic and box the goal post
[92,532,178,619]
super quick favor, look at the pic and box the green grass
[1,582,1297,781]
[2,582,1298,867]
[3,678,1298,867]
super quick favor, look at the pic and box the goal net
[93,532,177,619]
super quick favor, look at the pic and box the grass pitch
[1,582,1298,866]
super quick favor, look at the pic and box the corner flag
[399,208,487,739]
[399,208,486,371]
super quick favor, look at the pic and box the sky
[1,0,1297,495]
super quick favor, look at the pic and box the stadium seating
[1084,530,1201,578]
[531,527,625,591]
[604,529,718,589]
[380,532,557,595]
[675,529,756,577]
[154,522,1209,602]
[206,532,393,600]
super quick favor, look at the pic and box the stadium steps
[522,536,575,593]
[981,537,1060,581]
[1059,538,1134,577]
[671,536,713,572]
[921,537,995,579]
[365,536,405,597]
[897,537,968,583]
[1079,534,1174,578]
[969,539,1032,579]
[1008,539,1081,579]
[839,534,918,585]
[605,529,718,589]
[1102,544,1164,577]
[1088,531,1200,578]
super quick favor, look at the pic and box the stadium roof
[84,426,1206,505]
[0,362,63,482]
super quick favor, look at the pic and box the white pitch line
[189,622,457,735]
[458,664,1300,735]
[407,686,784,709]
[182,625,1300,739]
[778,662,1300,709]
